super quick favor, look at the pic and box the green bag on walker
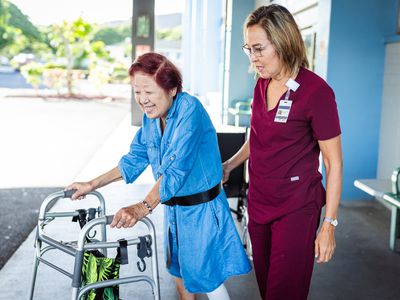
[80,249,122,300]
[73,209,128,300]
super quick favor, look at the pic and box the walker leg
[71,250,84,300]
[389,207,400,251]
[71,287,79,300]
[28,233,41,300]
[144,220,160,300]
[28,255,39,300]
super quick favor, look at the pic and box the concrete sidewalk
[0,93,130,188]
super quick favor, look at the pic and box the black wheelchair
[217,130,252,258]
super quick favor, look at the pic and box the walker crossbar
[78,275,156,299]
[29,190,160,300]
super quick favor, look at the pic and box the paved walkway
[0,92,130,188]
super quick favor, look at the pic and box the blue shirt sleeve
[118,127,149,184]
[158,101,204,202]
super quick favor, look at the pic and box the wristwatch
[323,217,338,227]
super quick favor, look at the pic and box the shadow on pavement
[310,201,400,300]
[0,187,61,269]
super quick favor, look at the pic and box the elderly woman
[67,52,251,300]
[222,4,343,300]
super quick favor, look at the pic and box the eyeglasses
[242,45,267,57]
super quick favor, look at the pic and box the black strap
[72,209,97,241]
[72,209,87,229]
[116,239,129,265]
[87,208,97,222]
[72,210,128,264]
[137,235,152,272]
[164,183,221,206]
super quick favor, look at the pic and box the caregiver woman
[222,4,343,300]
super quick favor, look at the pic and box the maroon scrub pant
[248,201,321,300]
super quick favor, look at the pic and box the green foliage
[120,25,131,39]
[43,62,66,69]
[1,1,130,97]
[8,2,42,41]
[94,27,128,45]
[45,18,112,95]
[0,0,44,57]
[109,63,129,84]
[90,40,111,60]
[94,27,120,45]
[156,25,182,41]
[0,0,9,25]
[20,62,43,89]
[0,26,20,53]
[0,0,14,52]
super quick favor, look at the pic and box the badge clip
[285,78,300,92]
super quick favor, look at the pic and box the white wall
[378,41,400,179]
[182,0,223,97]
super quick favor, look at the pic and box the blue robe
[118,92,251,293]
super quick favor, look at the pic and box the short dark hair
[129,52,183,94]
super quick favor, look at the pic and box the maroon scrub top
[248,67,341,224]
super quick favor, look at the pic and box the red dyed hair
[129,52,183,95]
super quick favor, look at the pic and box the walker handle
[63,189,77,198]
[106,215,114,225]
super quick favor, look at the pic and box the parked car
[0,56,15,73]
[10,53,36,71]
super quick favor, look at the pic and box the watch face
[332,219,338,226]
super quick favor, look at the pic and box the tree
[47,18,95,95]
[20,62,43,90]
[93,23,131,45]
[8,2,42,41]
[43,18,112,96]
[0,0,45,58]
[94,27,125,45]
[156,26,182,41]
[0,0,14,51]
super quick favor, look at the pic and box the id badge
[274,100,292,123]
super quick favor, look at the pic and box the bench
[354,167,400,251]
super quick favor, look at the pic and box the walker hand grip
[63,189,77,198]
[106,215,114,225]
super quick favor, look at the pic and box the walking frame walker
[28,189,160,300]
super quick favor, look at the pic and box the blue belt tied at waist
[163,183,221,206]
